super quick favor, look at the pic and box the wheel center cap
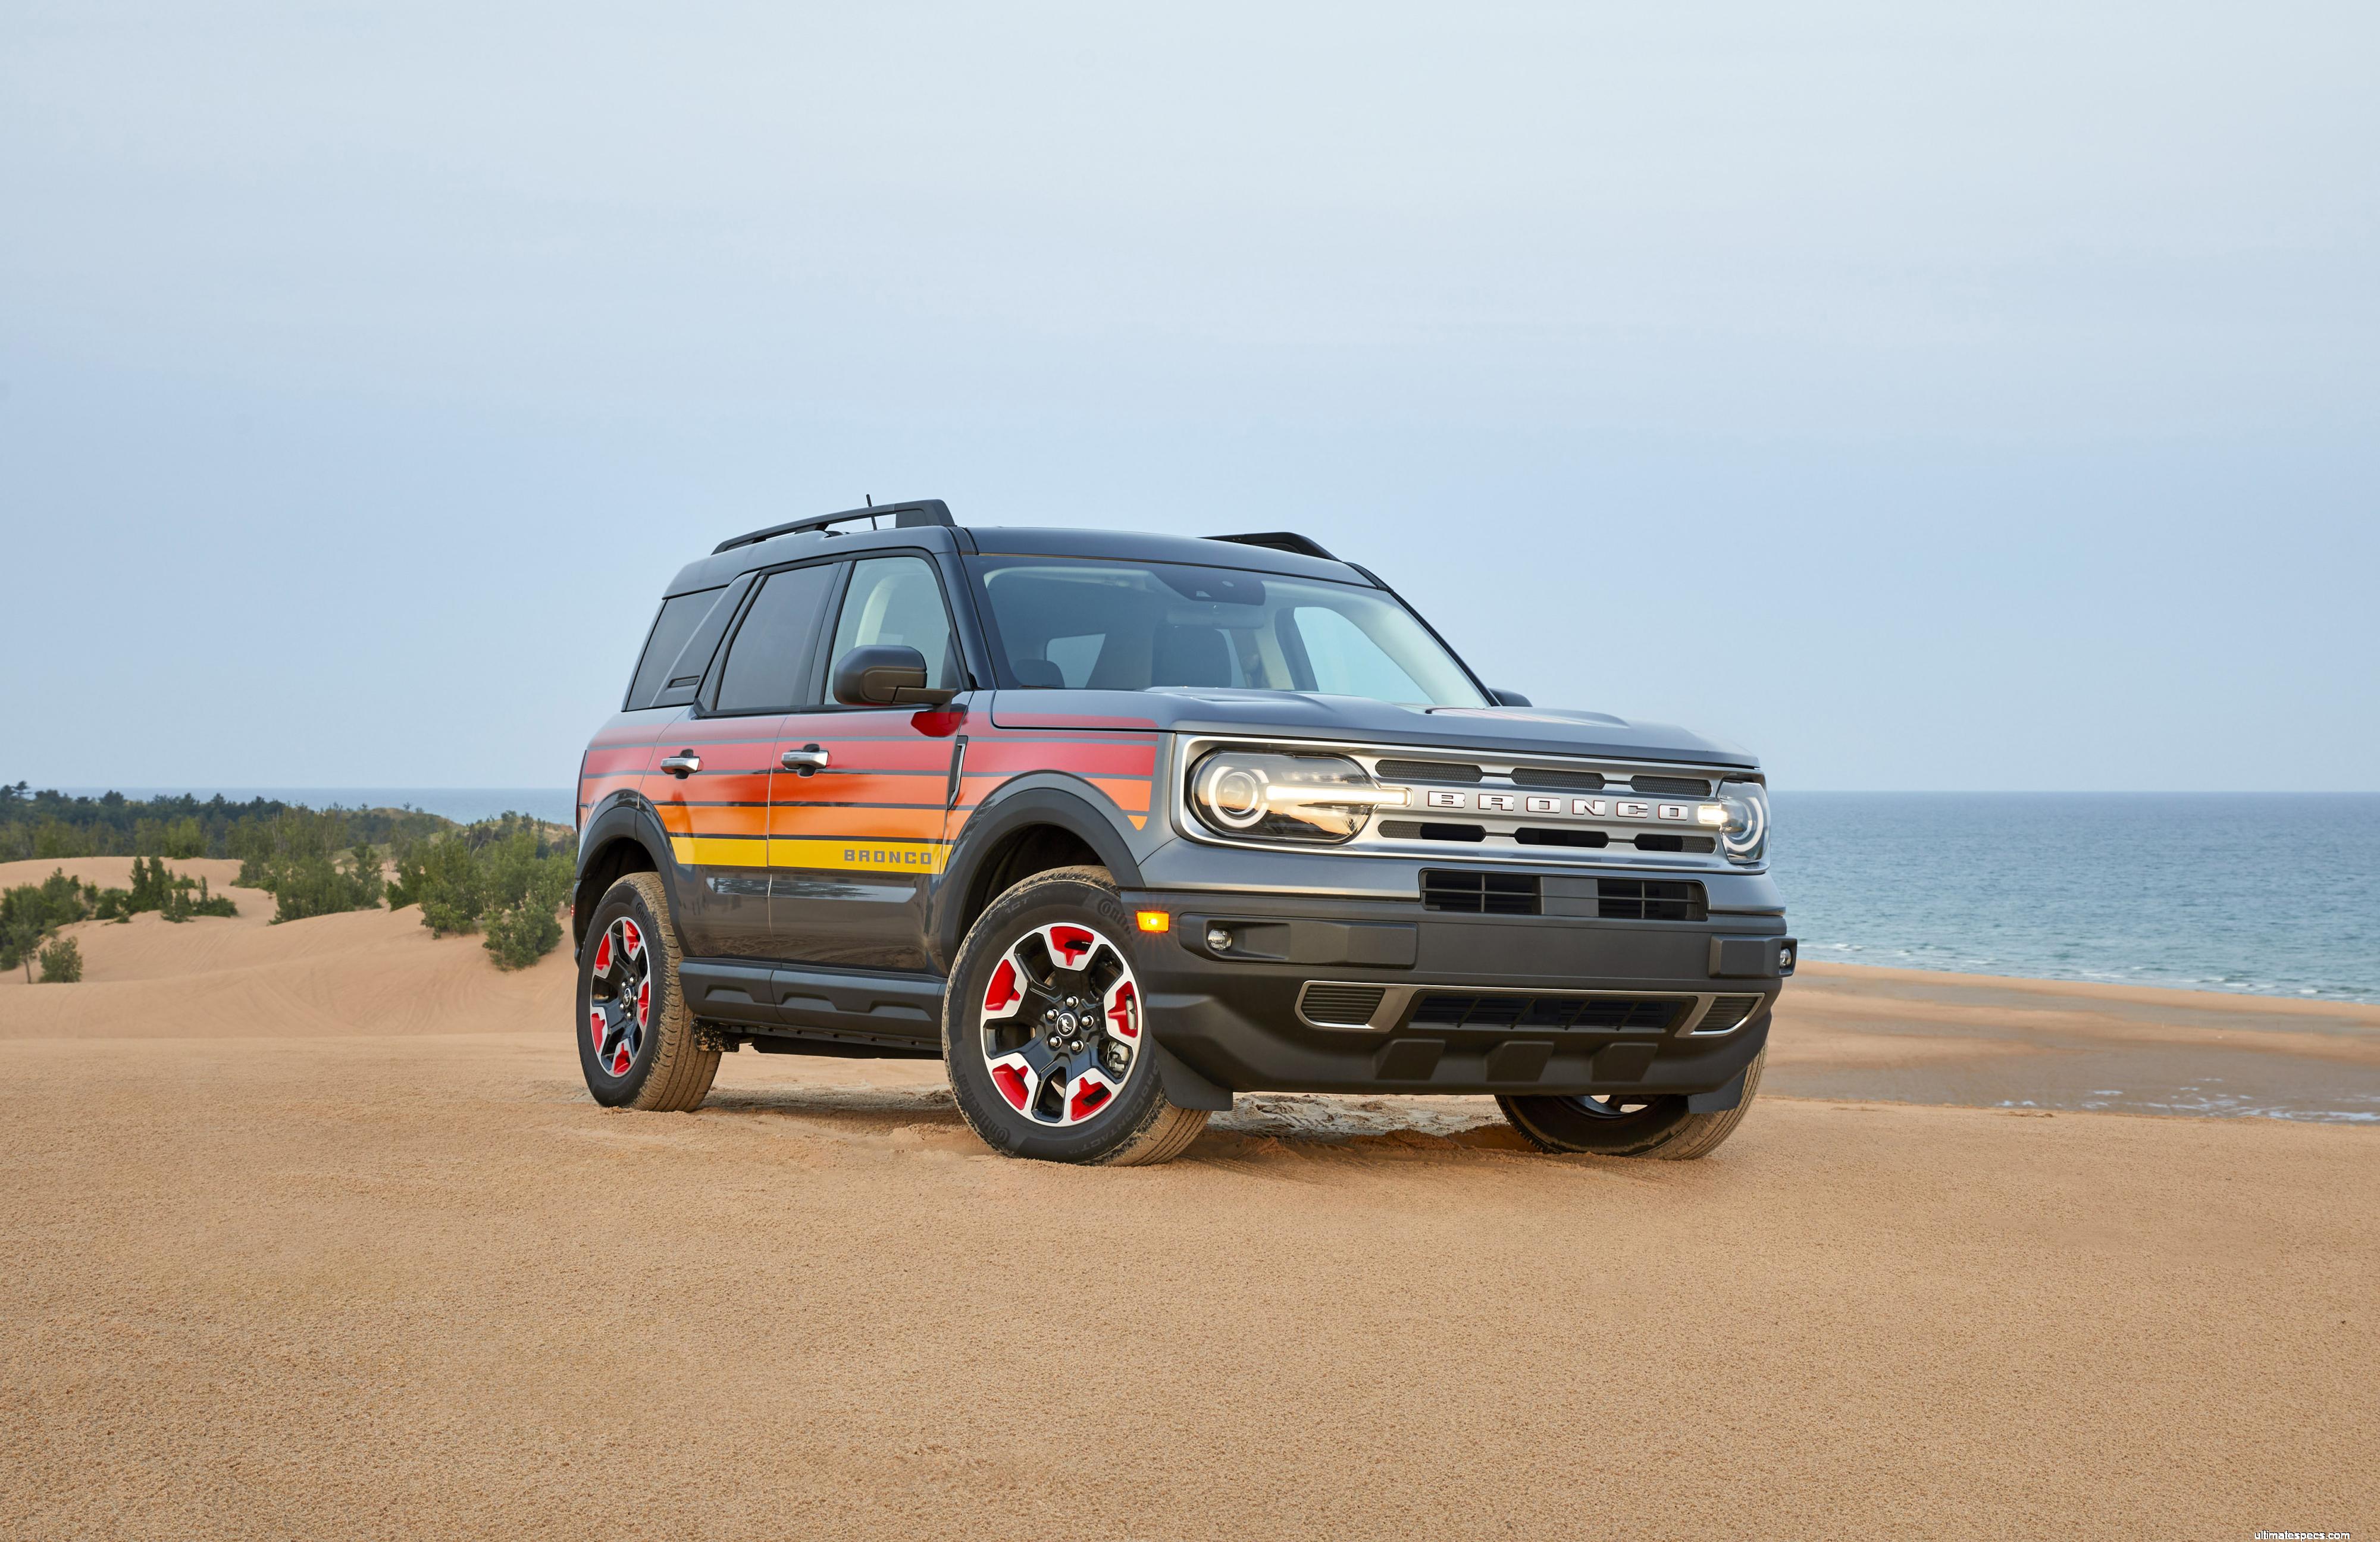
[1057,1011,1080,1033]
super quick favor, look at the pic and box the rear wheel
[1497,1048,1765,1159]
[575,872,718,1112]
[943,866,1208,1165]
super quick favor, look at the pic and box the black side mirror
[1490,687,1533,707]
[833,644,959,707]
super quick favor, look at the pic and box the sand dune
[2,869,2373,1535]
[0,855,571,1037]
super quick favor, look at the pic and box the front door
[767,554,967,972]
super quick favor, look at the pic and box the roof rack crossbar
[715,499,954,555]
[1207,531,1339,562]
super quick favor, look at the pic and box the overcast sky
[4,0,2373,791]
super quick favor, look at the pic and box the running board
[679,958,946,1051]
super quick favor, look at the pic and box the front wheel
[1497,1048,1765,1159]
[943,866,1208,1165]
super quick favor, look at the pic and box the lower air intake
[1420,869,1540,914]
[1299,984,1388,1027]
[1690,994,1762,1034]
[1598,879,1708,921]
[1411,993,1687,1032]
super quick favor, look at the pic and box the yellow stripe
[668,835,769,867]
[769,838,948,873]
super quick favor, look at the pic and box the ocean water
[58,787,579,826]
[1773,793,2380,1005]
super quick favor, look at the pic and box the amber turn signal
[1134,910,1171,933]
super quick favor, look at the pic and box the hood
[987,688,1758,769]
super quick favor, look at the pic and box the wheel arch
[927,783,1147,974]
[572,798,679,954]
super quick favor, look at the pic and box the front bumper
[1120,886,1791,1098]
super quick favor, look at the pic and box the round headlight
[1188,751,1398,844]
[1717,780,1769,864]
[1199,762,1269,830]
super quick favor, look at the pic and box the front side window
[712,563,836,714]
[969,557,1488,707]
[827,556,961,692]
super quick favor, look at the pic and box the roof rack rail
[1208,531,1339,561]
[714,499,954,555]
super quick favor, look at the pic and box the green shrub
[483,900,563,970]
[37,935,83,983]
[391,816,575,969]
[87,859,237,924]
[2,868,93,980]
[270,845,384,924]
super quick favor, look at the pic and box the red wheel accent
[985,958,1020,1013]
[585,914,654,1082]
[977,920,1142,1129]
[1067,1078,1111,1121]
[1105,980,1138,1040]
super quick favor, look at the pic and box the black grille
[1628,775,1712,797]
[1630,833,1717,854]
[1301,985,1389,1026]
[1514,827,1609,848]
[1381,820,1488,842]
[1690,994,1761,1033]
[1510,766,1605,791]
[1421,869,1539,914]
[1411,992,1685,1032]
[1598,879,1708,921]
[1374,759,1483,784]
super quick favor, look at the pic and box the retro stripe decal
[769,838,948,873]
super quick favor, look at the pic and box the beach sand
[2,857,2372,1537]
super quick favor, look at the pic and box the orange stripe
[951,774,1153,816]
[768,805,947,841]
[1085,776,1152,813]
[678,806,772,838]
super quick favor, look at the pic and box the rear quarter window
[625,588,724,710]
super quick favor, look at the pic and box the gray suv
[572,501,1790,1165]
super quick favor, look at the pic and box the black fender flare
[925,782,1148,972]
[572,795,688,951]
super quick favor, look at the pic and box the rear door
[654,559,837,958]
[766,553,967,972]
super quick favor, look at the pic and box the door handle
[780,745,829,775]
[659,751,701,778]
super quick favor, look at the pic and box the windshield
[967,556,1489,707]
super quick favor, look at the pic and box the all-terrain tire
[943,866,1208,1166]
[1497,1047,1765,1159]
[576,872,719,1112]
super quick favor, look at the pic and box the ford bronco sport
[573,500,1791,1165]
